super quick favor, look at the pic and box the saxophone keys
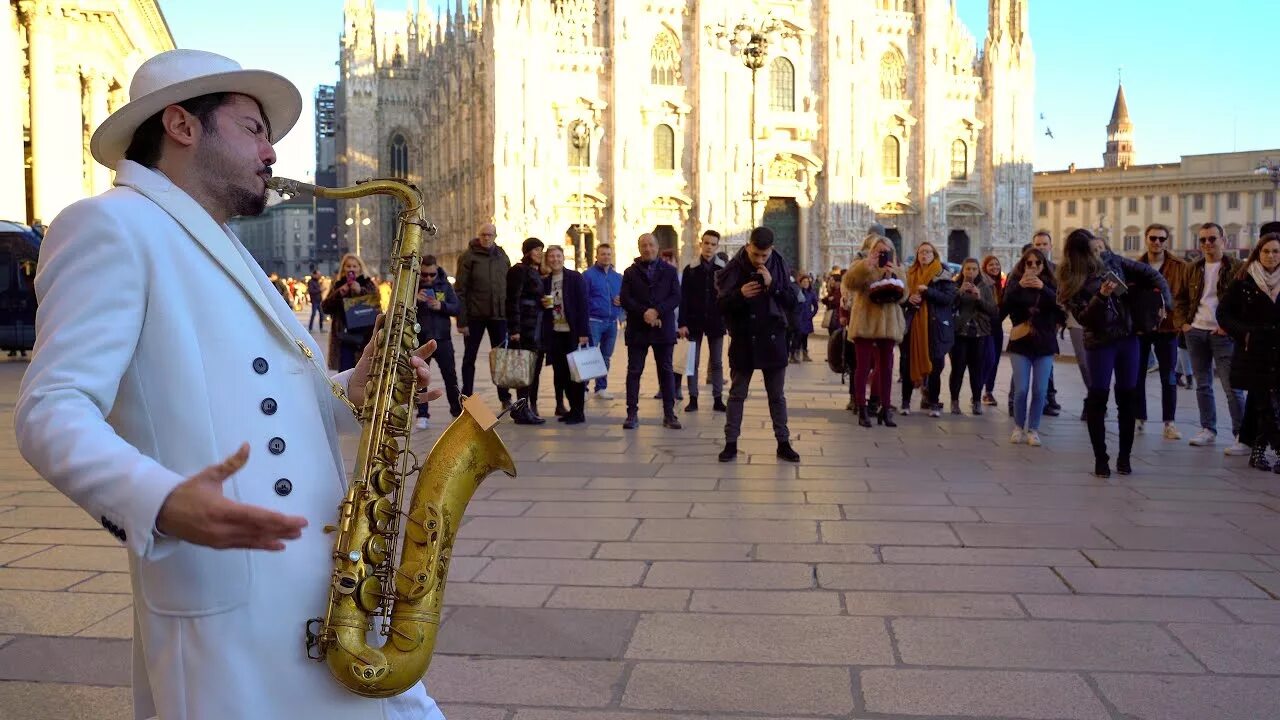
[394,562,432,602]
[367,497,396,534]
[334,570,360,595]
[363,534,390,565]
[405,506,441,545]
[354,576,384,613]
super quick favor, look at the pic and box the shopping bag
[568,345,608,383]
[488,342,537,389]
[679,341,698,378]
[343,293,381,330]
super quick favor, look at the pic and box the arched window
[653,124,675,170]
[389,133,409,177]
[769,57,795,112]
[650,31,681,85]
[950,139,968,180]
[880,48,906,100]
[882,136,901,178]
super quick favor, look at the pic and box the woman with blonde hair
[321,252,380,371]
[843,235,907,427]
[899,241,957,417]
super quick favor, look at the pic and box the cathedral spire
[1104,82,1134,169]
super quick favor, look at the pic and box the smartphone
[347,271,357,284]
[1101,269,1128,296]
[748,271,765,286]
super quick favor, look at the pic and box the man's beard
[196,135,268,218]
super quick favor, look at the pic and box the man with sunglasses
[1135,224,1187,440]
[415,255,463,428]
[1175,222,1247,453]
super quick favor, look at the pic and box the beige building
[1034,84,1280,258]
[2,0,174,226]
[335,0,1035,276]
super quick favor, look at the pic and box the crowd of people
[315,218,1280,480]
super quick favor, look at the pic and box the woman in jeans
[844,235,907,427]
[1217,232,1280,471]
[541,245,591,425]
[980,255,1005,406]
[949,258,997,415]
[900,242,957,417]
[1058,229,1171,477]
[1003,248,1061,446]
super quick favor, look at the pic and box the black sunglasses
[1147,236,1168,242]
[421,271,437,277]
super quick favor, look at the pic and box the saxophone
[268,176,518,698]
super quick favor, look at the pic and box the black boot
[867,396,881,416]
[685,397,699,412]
[713,396,727,412]
[1085,388,1111,477]
[776,441,801,462]
[1116,389,1138,475]
[718,441,738,462]
[1249,443,1272,471]
[878,405,898,428]
[857,405,872,428]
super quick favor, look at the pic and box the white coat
[15,161,446,720]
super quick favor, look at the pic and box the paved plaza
[2,318,1279,720]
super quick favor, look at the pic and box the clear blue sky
[162,0,1279,181]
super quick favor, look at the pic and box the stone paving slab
[6,330,1280,719]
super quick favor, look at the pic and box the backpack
[826,327,847,374]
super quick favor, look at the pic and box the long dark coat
[621,258,681,346]
[321,274,379,371]
[1217,270,1280,392]
[716,247,797,371]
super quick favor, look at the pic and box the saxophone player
[15,50,446,720]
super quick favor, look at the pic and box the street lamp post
[1255,159,1280,222]
[345,201,371,259]
[570,119,593,269]
[713,15,795,231]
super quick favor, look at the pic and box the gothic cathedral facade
[336,0,1034,276]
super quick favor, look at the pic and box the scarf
[1249,262,1280,302]
[906,257,942,387]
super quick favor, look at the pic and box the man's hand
[643,308,659,326]
[509,332,521,343]
[1213,327,1228,336]
[677,326,688,339]
[349,316,446,408]
[578,336,588,346]
[155,444,308,551]
[741,281,765,299]
[612,295,622,307]
[908,293,922,306]
[415,289,429,302]
[757,265,773,287]
[459,325,470,337]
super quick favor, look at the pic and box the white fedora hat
[90,49,302,169]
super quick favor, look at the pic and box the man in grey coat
[455,222,512,408]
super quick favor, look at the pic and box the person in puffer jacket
[1058,229,1170,479]
[948,258,997,416]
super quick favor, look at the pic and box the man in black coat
[621,233,682,429]
[715,227,800,463]
[415,255,462,428]
[678,230,728,412]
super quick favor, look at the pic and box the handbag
[679,341,698,378]
[488,340,537,389]
[1128,285,1166,335]
[343,293,381,330]
[1008,321,1035,342]
[568,344,608,383]
[826,327,847,374]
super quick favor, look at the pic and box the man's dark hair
[124,92,270,168]
[1021,242,1033,253]
[1032,230,1052,242]
[702,229,721,241]
[748,226,775,250]
[1200,222,1224,238]
[1259,221,1280,237]
[596,242,612,251]
[422,255,437,266]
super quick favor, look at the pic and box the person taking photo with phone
[1057,229,1170,478]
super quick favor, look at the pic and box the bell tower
[1103,82,1134,169]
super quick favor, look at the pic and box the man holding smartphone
[716,227,800,463]
[414,255,462,429]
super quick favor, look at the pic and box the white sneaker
[1010,428,1026,444]
[1025,430,1042,447]
[414,417,428,430]
[595,390,615,400]
[1163,422,1182,441]
[1136,419,1145,433]
[1225,437,1251,456]
[1189,428,1216,446]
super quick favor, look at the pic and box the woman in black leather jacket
[1057,229,1171,477]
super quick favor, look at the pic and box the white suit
[15,161,445,720]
